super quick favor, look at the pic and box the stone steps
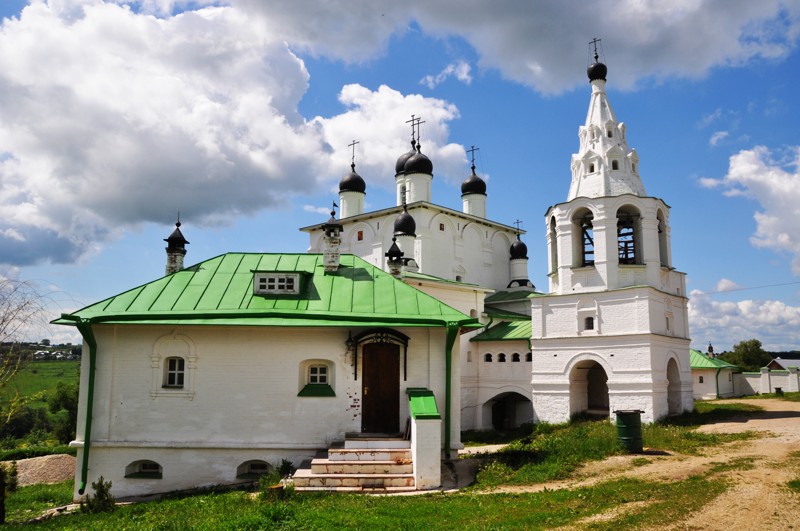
[292,438,415,492]
[311,458,412,474]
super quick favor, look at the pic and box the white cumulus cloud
[421,61,473,89]
[0,2,464,267]
[690,288,800,351]
[710,146,800,273]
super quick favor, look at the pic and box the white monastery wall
[73,323,456,499]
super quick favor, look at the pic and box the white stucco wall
[692,368,736,399]
[305,204,520,291]
[460,339,532,430]
[72,323,459,499]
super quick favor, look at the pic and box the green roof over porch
[690,349,738,370]
[470,319,532,342]
[54,253,479,329]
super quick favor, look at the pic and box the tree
[719,339,773,372]
[1,280,49,412]
[0,279,50,522]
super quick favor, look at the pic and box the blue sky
[2,1,800,351]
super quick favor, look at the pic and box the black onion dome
[404,149,433,175]
[395,140,417,175]
[339,163,366,193]
[461,167,486,196]
[587,61,607,82]
[394,206,416,237]
[164,221,189,249]
[510,237,528,259]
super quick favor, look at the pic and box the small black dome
[510,238,528,259]
[588,61,607,82]
[164,221,189,249]
[339,163,366,193]
[394,206,416,237]
[404,147,433,175]
[461,167,486,196]
[395,140,417,175]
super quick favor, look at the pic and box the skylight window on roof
[254,273,300,295]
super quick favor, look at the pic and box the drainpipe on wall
[61,315,97,495]
[444,323,459,460]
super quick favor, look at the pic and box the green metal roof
[690,349,738,369]
[484,307,530,321]
[54,253,478,329]
[402,270,483,289]
[484,289,540,303]
[470,319,532,342]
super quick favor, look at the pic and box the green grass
[5,480,74,523]
[461,423,535,446]
[0,361,80,408]
[472,402,761,487]
[1,400,768,528]
[4,476,729,530]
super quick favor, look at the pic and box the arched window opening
[657,210,669,267]
[632,163,636,173]
[699,376,704,384]
[549,217,558,273]
[585,316,594,330]
[512,353,520,362]
[526,352,532,362]
[484,353,493,362]
[611,160,619,170]
[125,460,163,479]
[617,207,642,265]
[498,353,507,363]
[237,460,272,479]
[588,163,595,173]
[579,213,594,267]
[607,129,613,138]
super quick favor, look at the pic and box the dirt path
[480,399,800,530]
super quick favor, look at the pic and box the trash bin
[614,410,643,453]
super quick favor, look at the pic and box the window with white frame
[163,356,185,388]
[298,359,335,397]
[308,364,328,385]
[151,333,197,400]
[254,273,300,295]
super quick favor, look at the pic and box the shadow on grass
[660,401,769,428]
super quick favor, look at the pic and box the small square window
[309,365,328,385]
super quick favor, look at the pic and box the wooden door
[361,343,400,434]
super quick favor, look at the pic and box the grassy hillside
[1,361,79,409]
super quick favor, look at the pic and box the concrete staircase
[292,437,415,492]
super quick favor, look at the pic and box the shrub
[80,475,116,513]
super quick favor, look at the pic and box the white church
[57,52,693,499]
[304,53,694,426]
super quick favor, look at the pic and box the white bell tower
[531,41,694,423]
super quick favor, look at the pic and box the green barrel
[615,410,643,453]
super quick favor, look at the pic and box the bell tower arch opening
[572,209,595,267]
[616,205,642,265]
[569,359,609,418]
